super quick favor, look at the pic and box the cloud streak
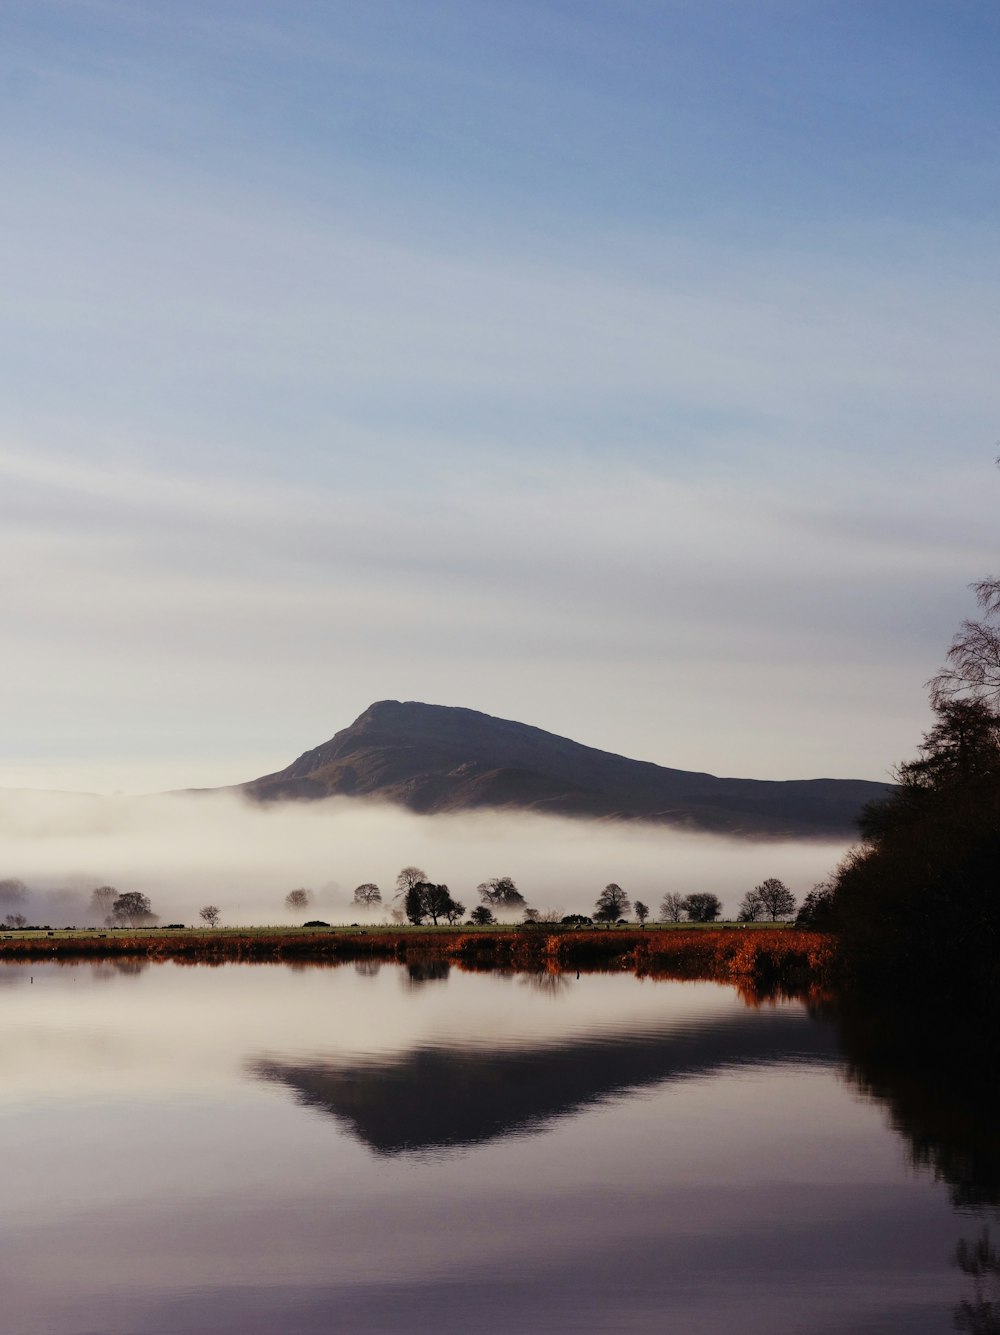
[1,3,998,792]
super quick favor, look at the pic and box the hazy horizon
[0,788,848,926]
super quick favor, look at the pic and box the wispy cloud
[1,2,997,790]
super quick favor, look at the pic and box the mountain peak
[240,701,891,838]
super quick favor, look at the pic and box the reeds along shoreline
[0,927,834,988]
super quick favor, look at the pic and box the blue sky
[2,0,999,791]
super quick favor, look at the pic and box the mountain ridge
[239,700,890,839]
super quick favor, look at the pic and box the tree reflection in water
[352,958,381,978]
[518,969,574,998]
[812,989,1000,1332]
[403,959,451,986]
[90,958,149,981]
[954,1228,1000,1334]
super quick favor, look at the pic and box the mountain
[239,700,890,838]
[250,1004,838,1154]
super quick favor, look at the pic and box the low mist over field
[0,789,849,926]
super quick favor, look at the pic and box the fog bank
[0,790,851,926]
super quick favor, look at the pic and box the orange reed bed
[0,926,835,985]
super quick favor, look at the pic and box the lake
[0,960,995,1333]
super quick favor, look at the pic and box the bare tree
[395,867,428,899]
[352,883,382,908]
[3,913,27,929]
[753,878,796,921]
[737,889,764,922]
[89,886,118,917]
[285,888,312,912]
[660,892,685,923]
[477,876,526,909]
[199,905,221,928]
[931,577,1000,709]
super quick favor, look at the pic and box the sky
[2,0,1000,793]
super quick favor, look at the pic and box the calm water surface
[0,961,995,1334]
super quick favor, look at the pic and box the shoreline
[0,925,834,990]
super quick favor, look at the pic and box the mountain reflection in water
[3,959,999,1335]
[250,997,838,1153]
[250,969,1000,1329]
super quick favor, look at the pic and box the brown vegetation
[0,925,834,988]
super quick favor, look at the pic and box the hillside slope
[240,700,889,838]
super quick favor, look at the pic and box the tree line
[811,505,1000,999]
[2,869,806,932]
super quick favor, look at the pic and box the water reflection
[403,959,451,986]
[825,993,1000,1211]
[954,1228,1000,1333]
[816,991,1000,1333]
[518,969,574,998]
[91,958,149,980]
[250,1002,837,1153]
[2,959,998,1335]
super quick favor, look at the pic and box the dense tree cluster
[405,881,465,925]
[830,696,1000,996]
[105,891,158,928]
[477,877,526,910]
[681,893,722,923]
[594,883,631,925]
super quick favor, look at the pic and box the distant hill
[239,700,890,838]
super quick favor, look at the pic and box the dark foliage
[108,891,158,928]
[682,893,721,923]
[823,989,1000,1212]
[477,876,526,909]
[831,698,1000,997]
[794,884,837,931]
[407,882,464,925]
[753,878,796,921]
[594,883,630,924]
